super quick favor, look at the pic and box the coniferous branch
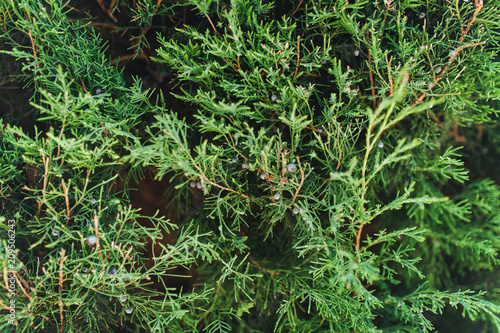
[0,0,500,332]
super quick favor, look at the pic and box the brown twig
[476,124,483,142]
[80,79,88,93]
[37,153,50,218]
[190,156,249,198]
[413,41,486,123]
[385,53,393,97]
[142,0,163,37]
[58,249,66,333]
[452,122,467,143]
[64,3,82,13]
[14,273,31,300]
[24,7,40,69]
[96,0,118,23]
[87,21,123,31]
[18,269,32,293]
[200,173,249,198]
[448,41,486,64]
[281,151,287,178]
[356,222,363,252]
[292,35,301,81]
[248,255,277,276]
[206,14,222,39]
[110,0,117,13]
[61,179,71,224]
[129,0,163,57]
[289,156,305,206]
[368,49,376,109]
[94,215,101,252]
[27,29,40,69]
[3,265,11,295]
[414,0,485,106]
[0,299,11,311]
[336,145,342,171]
[56,122,65,167]
[289,0,305,17]
[110,52,150,66]
[305,125,327,135]
[223,134,248,161]
[459,0,483,40]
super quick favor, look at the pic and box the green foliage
[1,0,500,332]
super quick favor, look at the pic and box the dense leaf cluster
[1,0,500,332]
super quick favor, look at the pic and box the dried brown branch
[61,179,70,224]
[27,29,39,68]
[96,0,118,23]
[368,49,376,109]
[336,145,342,171]
[414,0,485,106]
[58,249,66,333]
[459,0,483,39]
[356,222,363,252]
[289,156,305,206]
[3,266,11,295]
[292,35,301,81]
[200,173,249,198]
[14,273,31,300]
[385,53,393,97]
[289,0,305,17]
[453,122,467,143]
[37,153,50,218]
[206,14,222,39]
[111,52,150,66]
[223,133,248,161]
[189,152,249,198]
[88,22,123,31]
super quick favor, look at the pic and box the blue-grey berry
[196,181,203,189]
[449,50,456,57]
[273,193,281,200]
[86,235,97,246]
[354,49,360,56]
[119,296,127,303]
[241,162,249,169]
[90,198,96,205]
[107,268,118,275]
[271,94,278,102]
[378,142,384,148]
[52,230,59,237]
[125,306,134,314]
[292,207,299,215]
[260,172,268,180]
[96,88,103,95]
[419,12,426,19]
[189,181,196,188]
[287,163,297,172]
[231,155,239,163]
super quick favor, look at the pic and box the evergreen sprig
[1,0,500,332]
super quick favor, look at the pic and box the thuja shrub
[1,0,500,332]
